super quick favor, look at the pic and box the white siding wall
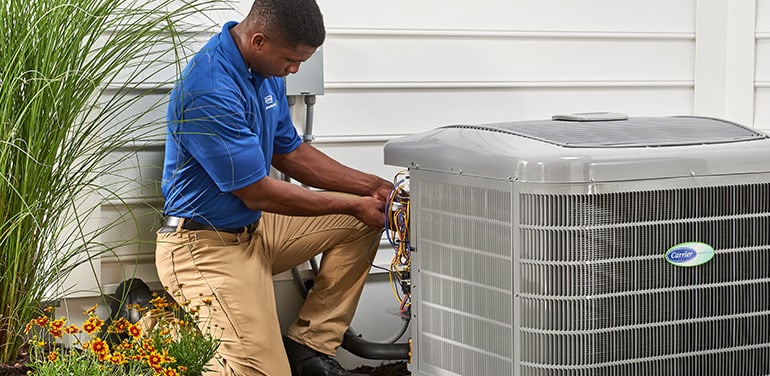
[59,0,769,369]
[756,0,770,131]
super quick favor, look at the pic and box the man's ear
[251,32,266,50]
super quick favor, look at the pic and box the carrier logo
[665,242,715,267]
[264,94,277,110]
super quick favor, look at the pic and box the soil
[0,344,30,376]
[350,361,410,376]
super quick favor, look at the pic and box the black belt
[160,216,259,234]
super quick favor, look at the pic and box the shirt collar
[220,21,264,84]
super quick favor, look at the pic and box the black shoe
[283,336,366,376]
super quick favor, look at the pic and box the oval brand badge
[665,242,715,267]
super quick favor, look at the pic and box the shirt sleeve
[170,88,267,192]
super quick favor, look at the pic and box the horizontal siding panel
[99,204,161,290]
[102,147,164,200]
[309,87,694,136]
[99,89,169,142]
[754,88,770,131]
[313,142,401,181]
[323,36,694,83]
[321,0,695,33]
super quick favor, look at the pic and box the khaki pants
[154,211,380,375]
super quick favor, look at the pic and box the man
[155,0,392,374]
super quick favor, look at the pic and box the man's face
[252,36,316,78]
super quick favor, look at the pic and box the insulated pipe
[342,329,410,360]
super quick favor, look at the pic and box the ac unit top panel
[384,115,770,183]
[449,116,766,148]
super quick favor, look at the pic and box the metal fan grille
[518,183,770,375]
[414,176,514,376]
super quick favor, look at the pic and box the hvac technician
[155,0,392,375]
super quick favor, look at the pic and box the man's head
[234,0,325,78]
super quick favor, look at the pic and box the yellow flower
[47,351,59,362]
[82,322,97,334]
[120,340,133,350]
[109,317,130,333]
[47,327,63,339]
[109,352,128,365]
[82,316,104,334]
[127,322,142,339]
[84,304,98,315]
[146,351,164,371]
[160,367,179,376]
[34,316,49,327]
[64,324,80,334]
[50,317,66,329]
[150,295,172,310]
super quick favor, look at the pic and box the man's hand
[353,196,387,229]
[370,178,394,203]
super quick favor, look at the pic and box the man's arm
[272,143,393,201]
[232,175,386,229]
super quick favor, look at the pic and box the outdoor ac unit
[383,114,770,376]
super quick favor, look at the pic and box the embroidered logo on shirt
[264,94,277,110]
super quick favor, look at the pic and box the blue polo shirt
[161,21,302,228]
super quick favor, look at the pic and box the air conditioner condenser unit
[384,114,770,376]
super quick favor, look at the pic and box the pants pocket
[212,288,244,340]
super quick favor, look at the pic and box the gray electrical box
[285,46,324,96]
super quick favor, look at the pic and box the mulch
[350,361,410,376]
[0,344,29,376]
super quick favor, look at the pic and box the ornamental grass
[0,0,226,366]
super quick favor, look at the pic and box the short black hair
[246,0,325,48]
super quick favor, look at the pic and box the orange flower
[35,316,49,327]
[142,339,156,352]
[64,324,80,334]
[50,318,66,329]
[146,351,164,371]
[47,351,59,362]
[47,327,63,339]
[150,295,171,310]
[90,339,110,355]
[109,317,130,333]
[160,367,179,376]
[109,352,128,365]
[24,321,33,334]
[82,322,97,334]
[84,304,98,315]
[44,306,55,313]
[120,340,133,350]
[127,322,142,339]
[201,296,214,305]
[83,316,104,334]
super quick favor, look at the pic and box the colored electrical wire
[384,170,411,317]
